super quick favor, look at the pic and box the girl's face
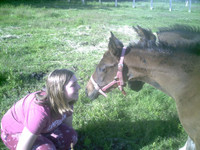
[64,75,81,104]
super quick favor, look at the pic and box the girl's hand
[64,115,73,128]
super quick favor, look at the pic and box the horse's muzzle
[85,88,99,100]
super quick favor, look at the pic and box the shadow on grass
[0,140,7,150]
[0,70,47,99]
[0,0,114,10]
[75,117,182,149]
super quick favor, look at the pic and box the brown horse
[86,25,200,150]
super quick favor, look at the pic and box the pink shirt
[1,91,72,135]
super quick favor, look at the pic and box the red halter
[90,47,127,97]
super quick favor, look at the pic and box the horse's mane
[158,24,200,34]
[131,25,200,56]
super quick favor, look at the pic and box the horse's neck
[125,50,200,100]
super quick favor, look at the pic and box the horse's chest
[176,95,200,129]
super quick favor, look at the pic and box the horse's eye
[99,66,106,72]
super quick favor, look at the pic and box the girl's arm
[16,127,38,150]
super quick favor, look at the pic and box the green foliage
[0,1,199,149]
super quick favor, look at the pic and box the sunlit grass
[0,0,199,149]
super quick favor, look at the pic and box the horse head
[86,31,145,100]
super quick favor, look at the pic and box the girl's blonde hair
[35,69,74,117]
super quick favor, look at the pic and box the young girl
[1,69,81,150]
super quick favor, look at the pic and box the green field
[0,0,200,149]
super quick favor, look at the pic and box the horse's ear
[109,32,124,57]
[133,26,156,46]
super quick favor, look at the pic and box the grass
[0,0,200,149]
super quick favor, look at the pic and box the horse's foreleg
[179,136,196,150]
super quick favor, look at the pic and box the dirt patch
[68,25,138,53]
